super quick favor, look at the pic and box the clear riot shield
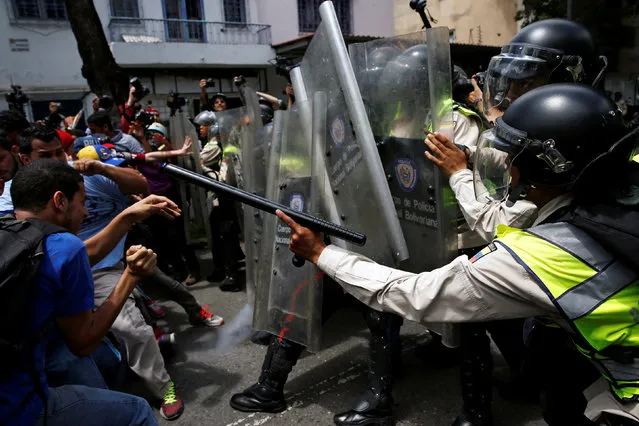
[168,111,211,245]
[238,86,270,302]
[292,0,408,267]
[348,28,458,273]
[253,104,323,352]
[350,29,460,347]
[216,106,250,233]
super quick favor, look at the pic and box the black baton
[162,163,367,246]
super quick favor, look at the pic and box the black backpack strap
[25,218,67,238]
[1,216,67,426]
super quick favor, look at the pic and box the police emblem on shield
[330,115,345,147]
[394,158,418,192]
[289,193,305,212]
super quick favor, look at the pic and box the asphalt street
[136,252,546,426]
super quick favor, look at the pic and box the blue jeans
[34,385,158,426]
[46,336,128,390]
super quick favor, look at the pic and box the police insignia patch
[330,115,345,147]
[394,158,418,192]
[469,243,497,263]
[289,193,305,212]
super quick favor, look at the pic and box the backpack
[0,214,65,383]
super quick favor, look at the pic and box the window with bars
[223,0,246,23]
[298,0,350,34]
[110,0,140,18]
[12,0,67,20]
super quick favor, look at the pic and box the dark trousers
[209,195,244,273]
[522,320,601,426]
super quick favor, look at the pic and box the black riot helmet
[452,65,475,104]
[474,84,628,203]
[376,44,429,134]
[358,46,402,91]
[484,19,605,114]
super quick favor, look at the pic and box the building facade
[393,0,521,47]
[1,0,393,120]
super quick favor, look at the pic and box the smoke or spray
[209,303,254,354]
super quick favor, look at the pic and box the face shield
[208,122,219,139]
[473,119,529,203]
[483,44,581,114]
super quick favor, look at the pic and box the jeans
[45,336,128,391]
[34,385,157,426]
[45,339,107,390]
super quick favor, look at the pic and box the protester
[1,159,158,426]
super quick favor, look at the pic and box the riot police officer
[279,83,639,426]
[423,19,612,426]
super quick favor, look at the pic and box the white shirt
[315,194,639,420]
[450,169,539,248]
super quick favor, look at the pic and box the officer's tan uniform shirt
[316,193,639,420]
[451,169,538,248]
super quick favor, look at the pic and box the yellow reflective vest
[495,223,639,402]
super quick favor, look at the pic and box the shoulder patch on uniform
[469,243,497,263]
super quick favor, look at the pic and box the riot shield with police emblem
[291,0,408,266]
[168,111,211,245]
[253,103,323,352]
[348,28,458,273]
[349,28,459,346]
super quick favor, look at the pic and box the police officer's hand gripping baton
[161,164,367,265]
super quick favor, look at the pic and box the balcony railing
[108,17,272,45]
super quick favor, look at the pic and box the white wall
[255,0,299,44]
[111,42,274,67]
[352,0,394,37]
[0,13,86,93]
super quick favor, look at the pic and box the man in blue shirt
[1,159,158,425]
[17,124,223,419]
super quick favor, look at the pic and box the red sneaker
[189,305,224,328]
[146,298,166,319]
[160,380,184,420]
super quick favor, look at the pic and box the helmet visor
[483,54,554,113]
[473,128,523,203]
[208,123,219,139]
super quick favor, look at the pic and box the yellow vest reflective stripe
[495,223,639,401]
[455,104,485,132]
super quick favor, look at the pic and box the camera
[233,75,246,87]
[474,72,486,91]
[129,77,150,100]
[5,85,29,111]
[205,78,216,88]
[167,90,187,115]
[43,112,64,129]
[98,95,114,111]
[269,56,297,80]
[134,110,155,127]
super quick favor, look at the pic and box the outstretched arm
[275,210,555,324]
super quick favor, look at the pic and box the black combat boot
[452,324,494,426]
[230,337,303,413]
[333,310,398,426]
